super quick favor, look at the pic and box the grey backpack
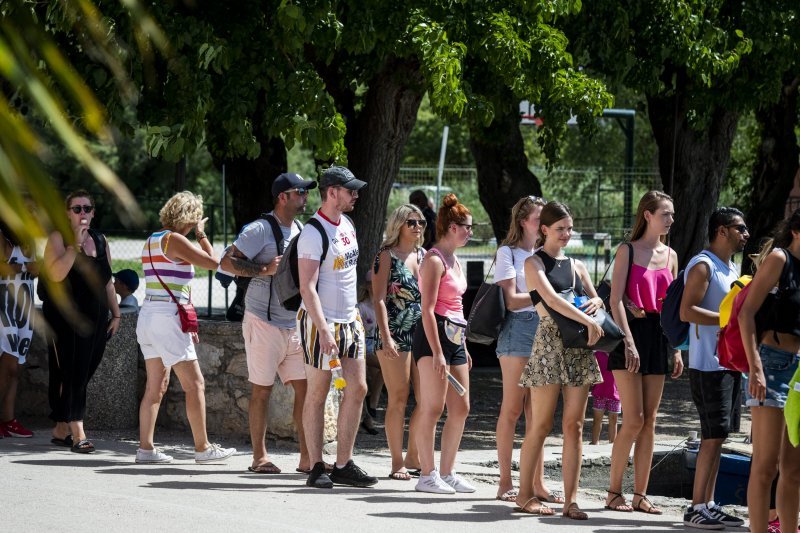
[273,218,328,311]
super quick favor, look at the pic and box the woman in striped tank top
[135,191,236,465]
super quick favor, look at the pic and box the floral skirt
[519,315,603,388]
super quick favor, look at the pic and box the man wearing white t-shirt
[296,166,377,489]
[220,172,316,475]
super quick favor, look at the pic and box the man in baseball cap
[318,166,367,191]
[271,172,318,197]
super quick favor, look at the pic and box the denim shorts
[496,311,539,357]
[744,344,800,409]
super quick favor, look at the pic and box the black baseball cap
[114,269,140,291]
[271,172,317,197]
[319,166,367,190]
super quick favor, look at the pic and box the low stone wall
[18,312,338,443]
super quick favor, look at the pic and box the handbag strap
[146,234,191,306]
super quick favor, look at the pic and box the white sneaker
[415,470,456,494]
[195,443,236,464]
[135,448,173,464]
[441,472,476,493]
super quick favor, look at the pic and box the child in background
[590,351,620,445]
[357,275,383,435]
[113,269,140,309]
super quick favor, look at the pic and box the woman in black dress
[41,190,120,453]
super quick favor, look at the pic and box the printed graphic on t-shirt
[1,252,35,357]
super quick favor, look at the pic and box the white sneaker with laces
[195,443,236,464]
[441,471,477,493]
[415,470,456,494]
[135,448,173,464]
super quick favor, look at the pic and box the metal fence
[41,167,660,313]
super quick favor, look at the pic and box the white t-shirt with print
[494,245,536,313]
[297,211,359,323]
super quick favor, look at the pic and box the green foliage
[720,111,759,210]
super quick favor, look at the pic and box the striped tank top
[142,230,194,304]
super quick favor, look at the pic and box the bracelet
[112,315,121,319]
[196,232,208,241]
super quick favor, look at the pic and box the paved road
[1,433,747,533]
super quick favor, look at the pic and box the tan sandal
[513,497,555,515]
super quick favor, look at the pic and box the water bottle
[573,295,589,309]
[328,356,347,390]
[446,371,466,396]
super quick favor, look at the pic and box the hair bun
[442,193,458,208]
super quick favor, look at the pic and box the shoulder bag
[147,234,198,333]
[466,254,507,345]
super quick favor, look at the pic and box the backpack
[660,252,710,350]
[225,214,300,322]
[718,275,752,328]
[273,217,328,312]
[718,249,791,372]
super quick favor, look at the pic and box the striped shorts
[296,308,366,369]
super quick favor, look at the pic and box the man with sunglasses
[296,165,378,489]
[681,207,749,530]
[220,172,316,475]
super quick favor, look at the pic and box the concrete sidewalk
[0,432,747,533]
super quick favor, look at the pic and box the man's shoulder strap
[305,217,329,263]
[261,213,286,255]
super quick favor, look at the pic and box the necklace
[554,258,568,268]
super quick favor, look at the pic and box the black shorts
[689,369,741,440]
[411,315,468,366]
[608,312,671,375]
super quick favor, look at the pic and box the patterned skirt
[519,314,603,388]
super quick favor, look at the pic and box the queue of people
[3,176,800,533]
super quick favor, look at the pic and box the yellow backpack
[719,275,752,327]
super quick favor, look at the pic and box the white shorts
[137,301,197,367]
[242,311,306,386]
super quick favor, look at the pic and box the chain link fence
[37,167,662,313]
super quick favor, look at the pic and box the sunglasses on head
[69,205,94,214]
[406,219,427,228]
[528,195,545,203]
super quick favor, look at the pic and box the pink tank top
[423,248,467,319]
[626,262,673,313]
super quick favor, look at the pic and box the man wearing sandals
[221,173,316,475]
[297,166,378,489]
[680,208,748,530]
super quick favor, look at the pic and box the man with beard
[221,172,316,474]
[296,166,377,489]
[680,207,749,530]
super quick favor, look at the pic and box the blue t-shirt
[684,251,739,372]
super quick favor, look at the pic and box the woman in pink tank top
[605,191,683,514]
[411,194,474,495]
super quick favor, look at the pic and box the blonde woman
[372,203,425,479]
[136,191,235,464]
[494,196,561,504]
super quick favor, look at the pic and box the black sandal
[604,490,633,512]
[632,493,662,515]
[71,439,95,454]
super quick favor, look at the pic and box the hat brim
[298,179,318,190]
[341,178,367,190]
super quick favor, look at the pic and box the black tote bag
[466,257,507,345]
[544,259,625,353]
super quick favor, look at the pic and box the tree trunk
[216,136,287,235]
[742,74,800,274]
[647,82,739,266]
[346,58,425,280]
[469,98,543,242]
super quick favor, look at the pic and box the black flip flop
[51,435,73,448]
[71,439,95,454]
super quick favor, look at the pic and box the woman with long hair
[413,193,474,494]
[41,190,121,452]
[493,196,561,504]
[372,203,426,479]
[605,191,682,514]
[136,191,235,464]
[515,201,603,519]
[739,210,800,533]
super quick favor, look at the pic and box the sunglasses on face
[69,205,94,214]
[285,188,309,196]
[727,224,749,234]
[406,219,427,228]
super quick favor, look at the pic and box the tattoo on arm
[230,255,265,277]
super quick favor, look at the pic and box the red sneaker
[2,419,33,438]
[768,518,782,533]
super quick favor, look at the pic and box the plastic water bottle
[446,372,466,396]
[328,356,347,390]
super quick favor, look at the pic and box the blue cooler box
[684,449,750,506]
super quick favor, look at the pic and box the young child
[590,351,620,444]
[113,269,140,309]
[357,275,382,435]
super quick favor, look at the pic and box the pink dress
[592,351,620,413]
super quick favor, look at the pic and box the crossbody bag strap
[147,234,190,306]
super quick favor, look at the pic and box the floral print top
[373,247,424,352]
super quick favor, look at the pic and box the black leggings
[45,305,108,422]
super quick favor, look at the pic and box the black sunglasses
[406,219,427,228]
[726,224,748,234]
[284,188,309,195]
[69,205,94,214]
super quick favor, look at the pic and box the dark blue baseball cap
[114,269,140,291]
[271,172,317,197]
